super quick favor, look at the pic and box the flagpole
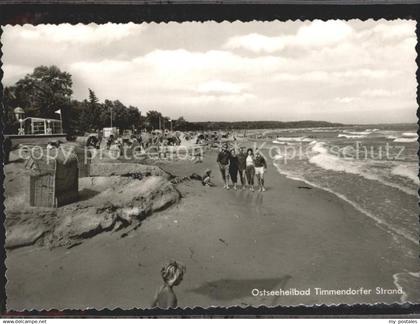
[55,109,62,133]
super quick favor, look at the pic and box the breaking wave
[393,271,420,302]
[393,132,418,143]
[309,142,361,174]
[402,132,417,137]
[275,137,312,143]
[308,142,416,195]
[391,164,419,184]
[338,134,367,139]
[343,130,372,135]
[393,137,417,143]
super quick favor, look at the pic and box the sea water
[265,124,419,302]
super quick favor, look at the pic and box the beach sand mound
[5,173,180,249]
[89,162,171,178]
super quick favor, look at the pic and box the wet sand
[6,149,419,310]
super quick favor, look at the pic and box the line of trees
[3,66,145,135]
[2,65,343,136]
[189,120,344,131]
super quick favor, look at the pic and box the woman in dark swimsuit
[229,149,239,190]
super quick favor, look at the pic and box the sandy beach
[3,19,420,316]
[5,148,418,310]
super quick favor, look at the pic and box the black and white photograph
[1,19,419,310]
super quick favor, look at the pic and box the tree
[88,89,99,106]
[66,99,85,135]
[100,99,113,129]
[174,116,189,131]
[78,89,103,133]
[2,87,19,134]
[144,110,163,130]
[14,65,73,118]
[127,106,142,131]
[98,100,141,132]
[112,100,129,130]
[4,65,202,136]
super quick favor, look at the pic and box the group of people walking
[217,144,267,192]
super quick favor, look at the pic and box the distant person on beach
[106,134,114,150]
[237,147,247,189]
[152,261,186,309]
[217,144,231,189]
[193,147,203,163]
[97,129,103,148]
[254,150,267,192]
[135,132,143,150]
[245,148,255,191]
[229,149,239,190]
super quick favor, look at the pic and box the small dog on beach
[151,260,186,309]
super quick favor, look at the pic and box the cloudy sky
[2,20,417,123]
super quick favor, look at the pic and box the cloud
[11,23,144,45]
[360,88,405,98]
[190,93,257,105]
[68,53,259,104]
[335,97,355,104]
[224,20,353,53]
[225,33,288,53]
[272,69,400,83]
[369,21,415,40]
[69,50,285,103]
[1,20,417,123]
[2,64,33,85]
[197,80,246,94]
[141,49,286,77]
[295,20,353,46]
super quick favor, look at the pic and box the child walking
[152,261,186,309]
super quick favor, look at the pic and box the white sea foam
[402,132,417,137]
[311,129,342,133]
[409,272,420,278]
[343,130,372,135]
[272,162,417,245]
[338,134,366,139]
[309,142,416,195]
[272,140,286,145]
[276,137,312,142]
[386,135,397,139]
[392,273,408,302]
[391,164,419,184]
[393,137,417,143]
[392,271,420,303]
[309,142,361,174]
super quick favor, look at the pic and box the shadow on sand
[188,275,292,302]
[78,188,101,201]
[7,158,26,164]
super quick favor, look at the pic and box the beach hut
[103,127,119,138]
[28,149,79,207]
